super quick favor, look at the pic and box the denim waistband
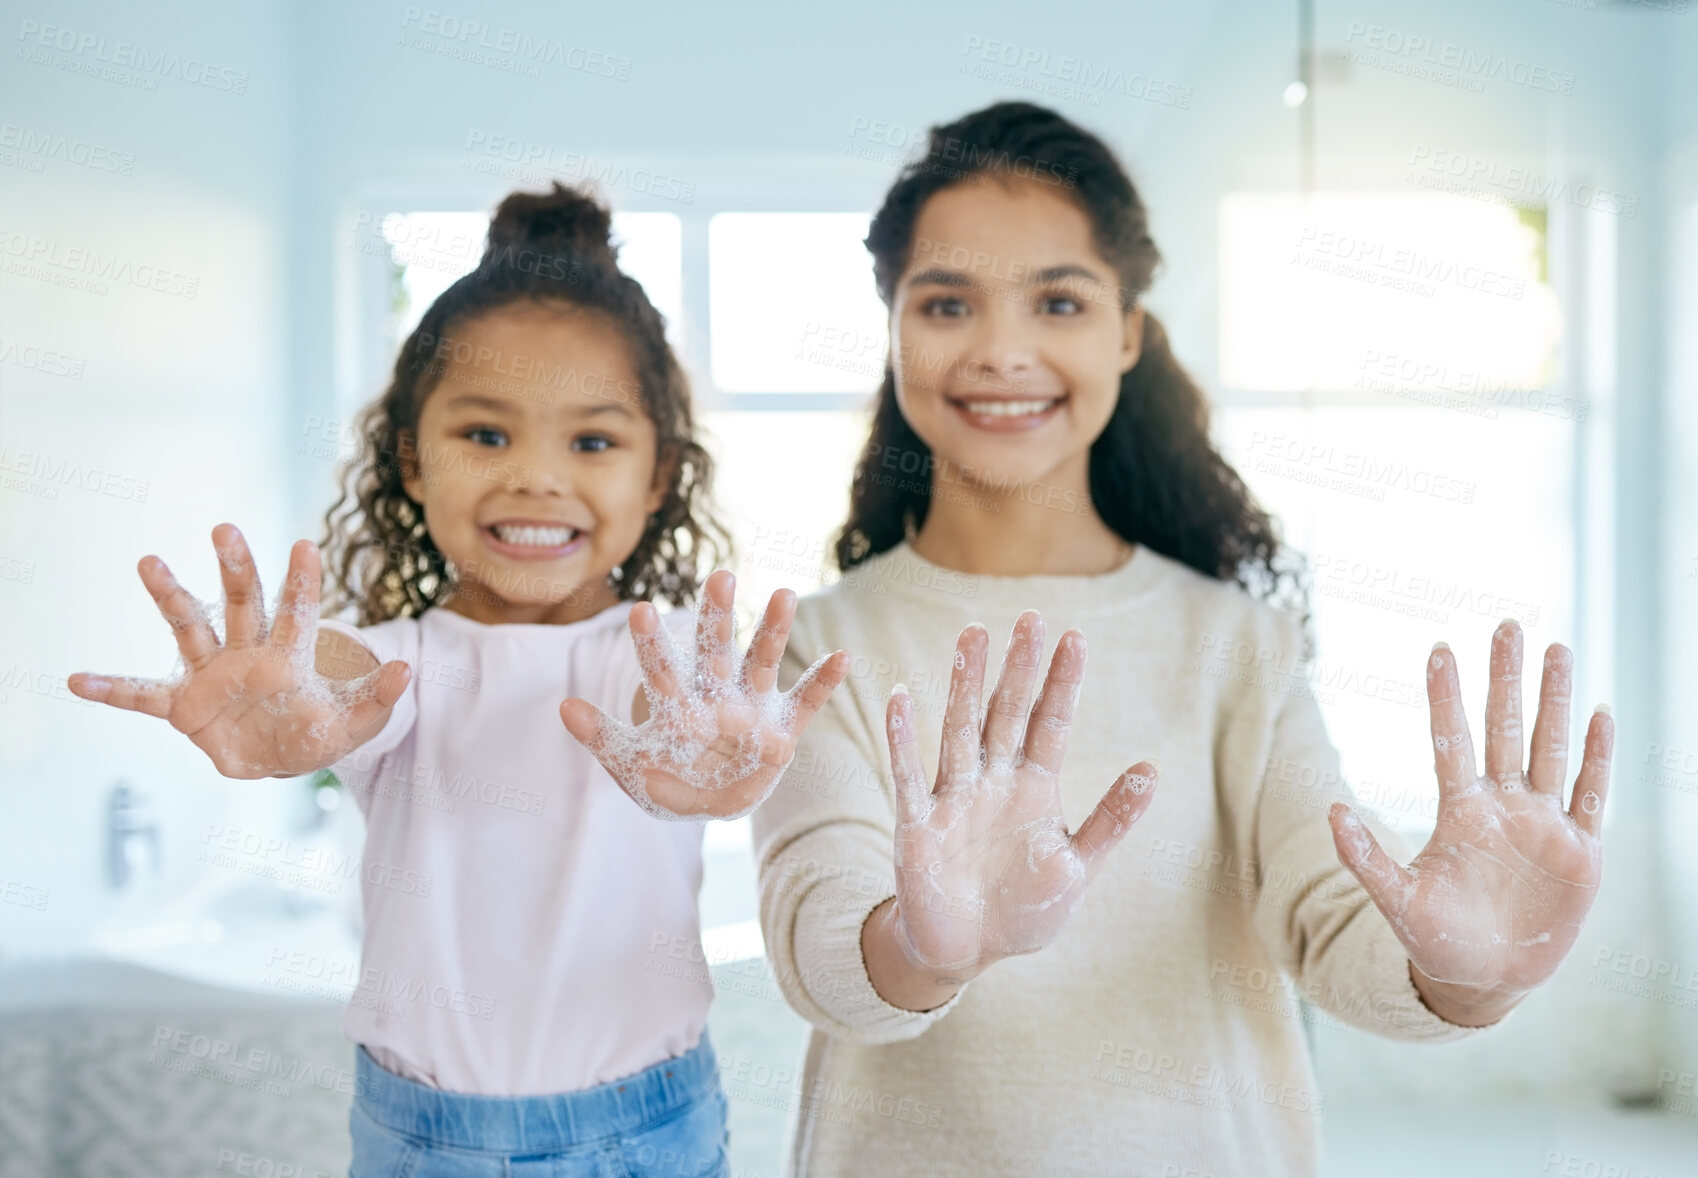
[353,1030,719,1153]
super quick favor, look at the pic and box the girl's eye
[1039,293,1083,315]
[464,426,507,447]
[920,296,970,318]
[573,435,614,453]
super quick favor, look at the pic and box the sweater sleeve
[751,609,969,1044]
[1248,618,1496,1044]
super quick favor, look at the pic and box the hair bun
[483,181,616,266]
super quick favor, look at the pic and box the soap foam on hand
[1325,622,1614,1003]
[74,528,400,781]
[567,574,846,824]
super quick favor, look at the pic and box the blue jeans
[349,1031,730,1177]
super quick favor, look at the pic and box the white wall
[0,0,303,954]
[1654,0,1698,1100]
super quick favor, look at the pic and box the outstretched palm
[885,611,1160,974]
[1330,620,1614,993]
[562,570,849,821]
[67,524,411,779]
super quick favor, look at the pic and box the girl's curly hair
[839,101,1311,640]
[318,182,728,625]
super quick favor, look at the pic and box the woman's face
[400,301,665,624]
[889,176,1144,494]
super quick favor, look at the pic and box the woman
[750,102,1614,1177]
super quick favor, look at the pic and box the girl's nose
[507,441,572,496]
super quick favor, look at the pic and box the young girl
[751,103,1617,1177]
[69,182,848,1177]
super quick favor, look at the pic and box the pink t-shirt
[317,602,711,1097]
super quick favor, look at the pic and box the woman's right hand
[68,524,412,779]
[881,610,1159,981]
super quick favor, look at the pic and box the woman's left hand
[1328,619,1614,1018]
[562,570,849,821]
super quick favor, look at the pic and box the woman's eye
[1039,293,1083,315]
[574,435,614,453]
[463,426,507,447]
[921,296,970,318]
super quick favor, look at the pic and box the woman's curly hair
[839,101,1311,638]
[318,182,728,625]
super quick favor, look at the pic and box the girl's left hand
[1329,619,1614,1012]
[561,570,849,821]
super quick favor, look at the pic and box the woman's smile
[944,392,1070,432]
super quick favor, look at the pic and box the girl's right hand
[883,611,1159,978]
[68,524,412,780]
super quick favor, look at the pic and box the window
[1216,193,1587,838]
[707,213,887,393]
[1219,193,1559,393]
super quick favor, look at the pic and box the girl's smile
[480,518,591,560]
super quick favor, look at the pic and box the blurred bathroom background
[3,0,1696,1174]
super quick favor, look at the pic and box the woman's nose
[958,306,1037,393]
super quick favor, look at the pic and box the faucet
[107,781,160,889]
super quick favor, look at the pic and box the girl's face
[401,301,665,624]
[889,177,1144,494]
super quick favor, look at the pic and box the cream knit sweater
[751,540,1486,1177]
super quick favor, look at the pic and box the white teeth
[492,524,578,547]
[957,398,1060,417]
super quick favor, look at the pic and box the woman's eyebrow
[1034,263,1103,284]
[906,267,974,288]
[905,262,1106,288]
